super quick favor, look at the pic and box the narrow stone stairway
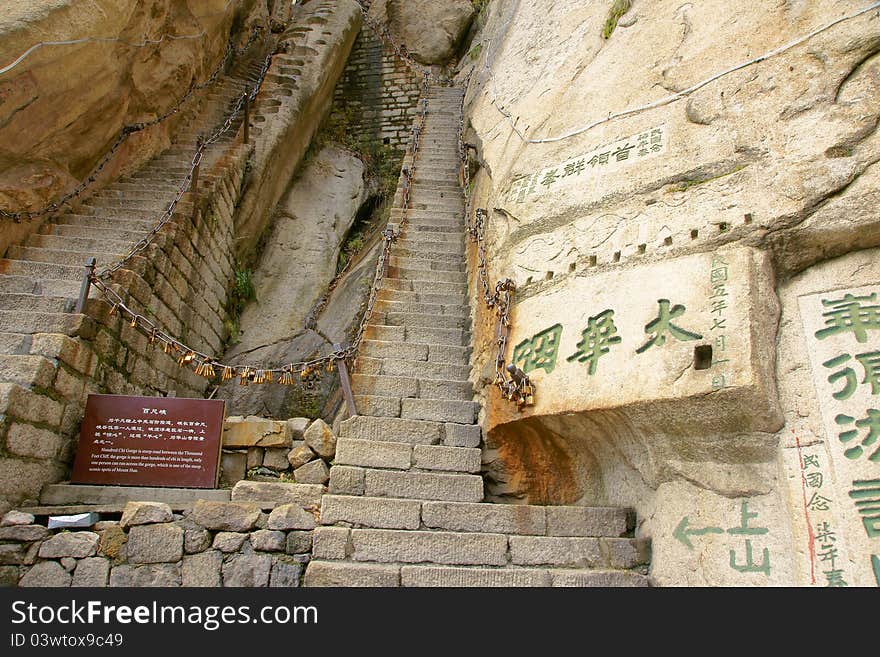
[304,86,652,587]
[0,50,265,328]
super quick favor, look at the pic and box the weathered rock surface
[119,501,173,528]
[219,144,371,419]
[38,531,99,559]
[385,0,475,65]
[191,500,261,532]
[0,0,267,255]
[126,523,183,564]
[267,504,317,531]
[303,419,337,459]
[19,561,70,587]
[456,0,880,586]
[1,510,34,526]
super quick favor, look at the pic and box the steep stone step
[360,339,469,365]
[383,311,468,329]
[330,527,501,564]
[381,278,467,296]
[303,561,650,587]
[320,498,631,538]
[376,299,468,318]
[392,248,464,264]
[52,215,155,233]
[0,311,93,337]
[0,276,39,295]
[377,289,466,306]
[6,247,126,268]
[0,260,81,281]
[27,234,133,254]
[0,276,81,298]
[386,267,467,284]
[420,501,633,537]
[364,323,467,347]
[0,293,71,313]
[399,566,650,587]
[397,227,464,242]
[395,238,464,254]
[333,439,480,473]
[400,398,477,424]
[405,223,464,235]
[44,223,146,243]
[338,415,480,448]
[362,469,483,502]
[355,355,471,382]
[353,394,401,418]
[352,373,472,401]
[508,535,650,569]
[388,256,466,273]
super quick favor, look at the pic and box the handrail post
[333,343,358,419]
[74,257,96,314]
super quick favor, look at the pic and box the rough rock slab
[303,561,400,587]
[230,481,324,509]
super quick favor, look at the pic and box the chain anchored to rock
[353,0,457,87]
[76,73,433,395]
[459,86,533,409]
[0,23,267,223]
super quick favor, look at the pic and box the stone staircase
[303,86,652,587]
[0,51,266,338]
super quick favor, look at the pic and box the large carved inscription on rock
[798,284,880,586]
[489,247,781,434]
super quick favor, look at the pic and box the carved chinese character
[636,299,703,353]
[566,309,622,375]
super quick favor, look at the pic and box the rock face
[218,143,381,419]
[460,0,880,585]
[0,0,266,255]
[385,0,475,65]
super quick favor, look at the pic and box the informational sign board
[71,394,226,489]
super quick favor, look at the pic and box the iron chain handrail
[458,88,533,409]
[82,73,432,388]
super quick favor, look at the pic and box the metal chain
[0,24,266,223]
[457,91,533,409]
[353,0,457,87]
[84,73,433,387]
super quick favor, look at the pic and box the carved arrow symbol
[673,516,724,550]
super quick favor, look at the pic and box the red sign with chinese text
[71,394,225,488]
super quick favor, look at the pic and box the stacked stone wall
[332,24,423,156]
[1,493,319,587]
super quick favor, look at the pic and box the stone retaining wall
[0,1,363,515]
[331,22,423,156]
[0,144,249,515]
[1,486,321,587]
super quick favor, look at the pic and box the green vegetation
[467,43,483,61]
[602,0,632,40]
[223,266,256,343]
[320,105,402,273]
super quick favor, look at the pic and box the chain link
[84,71,432,387]
[458,95,533,409]
[0,24,267,223]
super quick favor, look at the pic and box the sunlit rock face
[0,0,265,251]
[462,0,880,585]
